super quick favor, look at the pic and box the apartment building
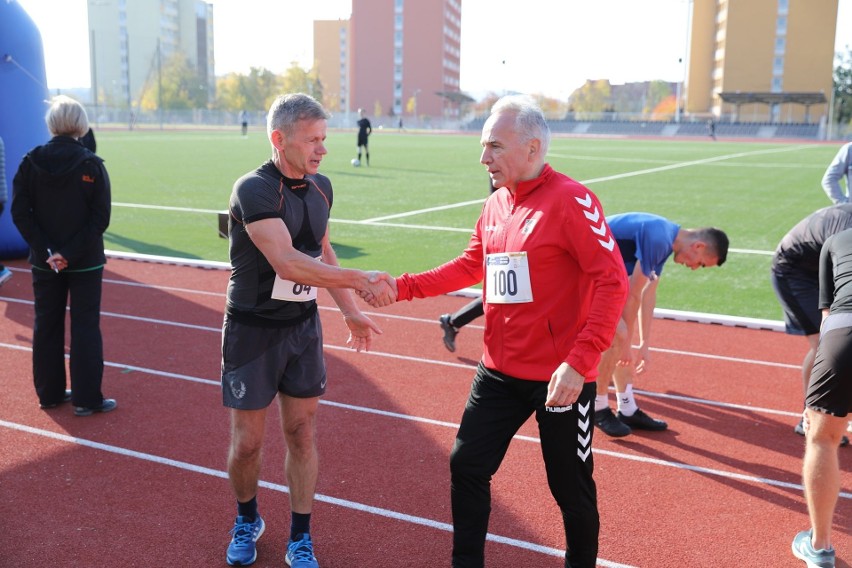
[87,0,214,109]
[315,0,463,122]
[686,0,837,122]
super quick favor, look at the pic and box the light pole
[675,57,683,123]
[412,88,421,125]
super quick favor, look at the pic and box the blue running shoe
[286,533,319,568]
[226,515,265,566]
[791,530,835,568]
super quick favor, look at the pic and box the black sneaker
[74,398,117,417]
[39,389,72,409]
[618,408,668,431]
[594,407,631,437]
[439,314,458,352]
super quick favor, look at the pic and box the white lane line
[0,418,636,567]
[2,341,834,502]
[0,294,799,373]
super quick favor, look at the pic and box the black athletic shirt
[226,160,333,326]
[819,228,852,313]
[772,203,852,276]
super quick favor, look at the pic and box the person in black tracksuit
[11,95,114,416]
[355,108,372,166]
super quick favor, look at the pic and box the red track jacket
[396,164,628,382]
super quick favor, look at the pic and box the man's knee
[806,409,847,446]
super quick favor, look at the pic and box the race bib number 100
[485,252,533,304]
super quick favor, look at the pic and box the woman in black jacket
[11,95,115,416]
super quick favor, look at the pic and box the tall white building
[87,0,214,109]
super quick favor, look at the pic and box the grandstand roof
[718,92,827,106]
[435,91,476,105]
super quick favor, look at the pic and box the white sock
[595,394,609,412]
[616,385,638,416]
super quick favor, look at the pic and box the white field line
[113,145,813,253]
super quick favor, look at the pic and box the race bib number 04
[271,257,321,302]
[485,252,533,304]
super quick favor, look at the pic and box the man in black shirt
[222,93,395,567]
[771,204,852,443]
[791,228,852,568]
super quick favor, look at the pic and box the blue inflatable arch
[0,0,50,259]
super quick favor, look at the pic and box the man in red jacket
[392,95,628,568]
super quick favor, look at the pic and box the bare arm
[635,277,659,374]
[618,264,649,365]
[246,218,393,350]
[246,217,390,296]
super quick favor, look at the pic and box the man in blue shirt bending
[594,212,729,437]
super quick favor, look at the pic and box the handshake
[358,271,397,307]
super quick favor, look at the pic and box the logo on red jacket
[574,193,614,251]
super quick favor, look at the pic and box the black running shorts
[807,318,852,418]
[770,270,821,336]
[221,312,327,410]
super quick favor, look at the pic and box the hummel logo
[82,174,95,183]
[545,404,572,413]
[574,193,615,251]
[577,401,592,462]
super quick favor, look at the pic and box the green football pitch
[96,127,842,321]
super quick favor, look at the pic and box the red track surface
[1,257,850,568]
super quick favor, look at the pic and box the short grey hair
[45,95,89,138]
[267,93,330,141]
[490,95,550,156]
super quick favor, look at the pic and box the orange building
[686,0,837,123]
[314,0,462,122]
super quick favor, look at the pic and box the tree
[568,80,612,114]
[529,93,569,119]
[138,51,207,110]
[833,48,852,127]
[214,67,281,111]
[281,62,323,103]
[472,92,501,117]
[650,94,677,120]
[644,80,673,114]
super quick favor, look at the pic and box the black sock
[237,496,258,522]
[290,512,311,540]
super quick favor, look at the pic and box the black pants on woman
[450,364,599,568]
[32,267,105,408]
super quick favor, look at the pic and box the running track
[0,257,849,568]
